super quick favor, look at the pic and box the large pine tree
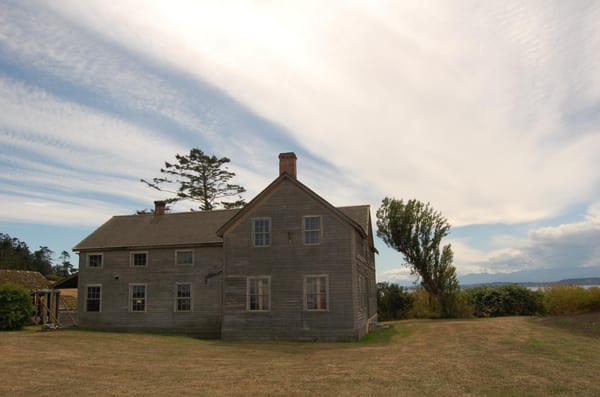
[141,148,246,211]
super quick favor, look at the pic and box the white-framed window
[304,275,329,311]
[87,253,103,268]
[130,251,148,267]
[129,284,147,312]
[303,216,322,245]
[175,250,193,266]
[85,284,101,312]
[252,218,271,247]
[247,276,271,311]
[175,283,192,312]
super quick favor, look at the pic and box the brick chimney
[154,200,166,215]
[279,152,297,179]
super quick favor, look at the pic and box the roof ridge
[110,208,241,218]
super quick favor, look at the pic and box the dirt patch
[536,312,600,338]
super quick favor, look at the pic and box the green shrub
[543,285,600,315]
[408,288,440,318]
[588,287,600,312]
[465,285,543,317]
[0,283,34,331]
[377,282,414,320]
[443,290,475,319]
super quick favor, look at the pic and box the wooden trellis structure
[32,288,61,326]
[0,270,72,328]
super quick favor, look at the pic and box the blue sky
[1,1,599,284]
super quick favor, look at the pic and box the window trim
[86,253,103,268]
[129,283,147,312]
[358,274,367,310]
[246,276,271,312]
[174,282,193,312]
[303,215,322,245]
[252,217,272,248]
[130,251,148,268]
[174,250,194,266]
[85,284,102,313]
[303,274,329,311]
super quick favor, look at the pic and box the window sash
[131,252,147,267]
[88,254,102,268]
[86,286,101,312]
[358,275,367,309]
[130,284,146,312]
[303,216,321,245]
[305,276,328,310]
[175,250,193,266]
[253,219,271,247]
[176,284,192,312]
[248,277,270,311]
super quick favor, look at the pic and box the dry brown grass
[2,317,600,396]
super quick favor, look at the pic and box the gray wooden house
[74,153,377,340]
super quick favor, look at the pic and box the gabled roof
[73,209,239,251]
[217,173,369,238]
[0,270,50,291]
[51,273,78,289]
[338,205,371,235]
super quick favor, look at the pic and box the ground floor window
[175,283,192,312]
[304,275,328,311]
[86,285,101,312]
[247,276,270,311]
[130,284,146,312]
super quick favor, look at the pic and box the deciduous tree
[376,198,459,317]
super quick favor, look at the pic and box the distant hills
[461,277,600,289]
[457,266,600,287]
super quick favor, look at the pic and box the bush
[543,285,600,315]
[465,285,543,317]
[443,290,475,319]
[588,287,600,312]
[0,283,34,331]
[408,288,440,319]
[377,282,414,320]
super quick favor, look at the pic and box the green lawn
[1,316,599,396]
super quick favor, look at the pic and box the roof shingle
[0,270,50,291]
[73,209,239,251]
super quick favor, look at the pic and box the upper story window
[87,253,103,268]
[131,252,147,267]
[304,275,328,311]
[247,276,270,311]
[303,216,321,245]
[175,250,193,266]
[252,218,271,247]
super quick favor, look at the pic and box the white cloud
[457,203,600,274]
[2,1,600,279]
[39,0,600,227]
[378,267,415,286]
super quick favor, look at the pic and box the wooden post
[54,290,61,325]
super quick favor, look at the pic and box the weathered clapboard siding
[77,246,223,337]
[74,152,377,340]
[221,179,361,340]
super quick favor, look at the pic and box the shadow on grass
[536,312,600,339]
[359,323,410,344]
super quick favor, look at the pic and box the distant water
[526,285,600,291]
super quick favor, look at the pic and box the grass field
[2,316,600,396]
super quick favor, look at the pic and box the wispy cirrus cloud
[2,0,600,277]
[41,0,600,226]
